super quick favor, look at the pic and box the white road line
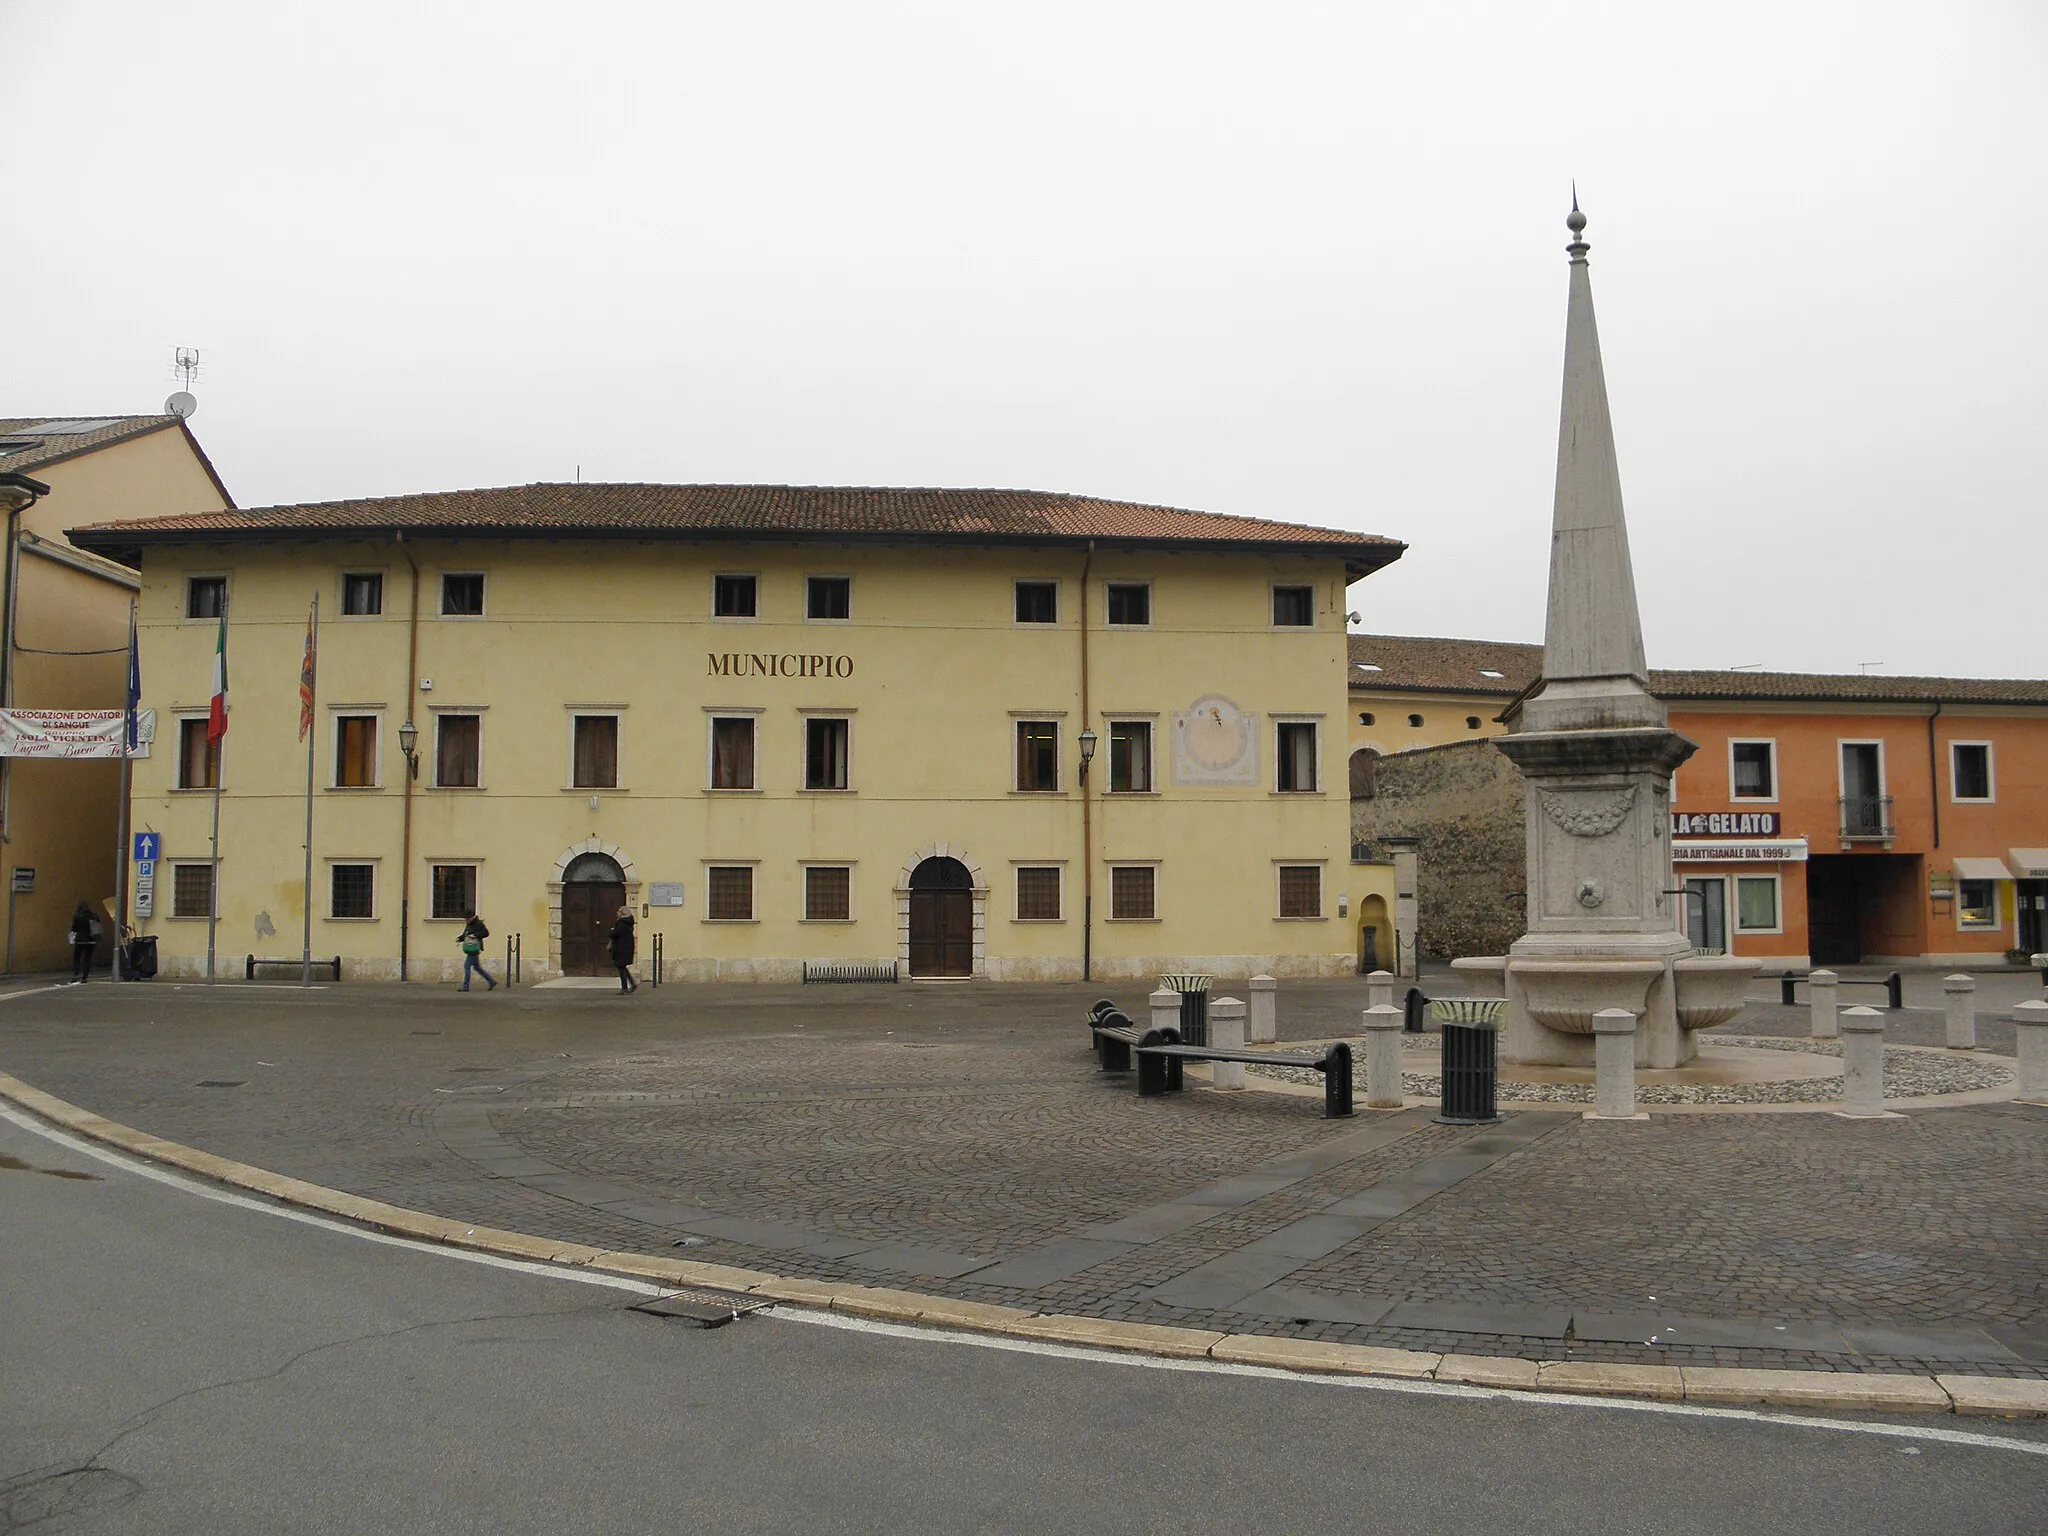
[7,1103,2046,1458]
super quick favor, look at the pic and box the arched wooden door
[561,853,626,976]
[907,856,974,977]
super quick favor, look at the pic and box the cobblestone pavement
[3,970,2044,1379]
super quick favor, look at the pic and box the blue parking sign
[133,832,160,862]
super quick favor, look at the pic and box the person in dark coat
[607,906,638,994]
[457,911,496,991]
[68,901,100,984]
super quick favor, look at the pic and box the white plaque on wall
[1171,695,1259,786]
[648,882,685,906]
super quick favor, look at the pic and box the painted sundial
[1171,694,1259,785]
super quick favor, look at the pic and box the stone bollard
[1809,969,1840,1039]
[1149,987,1179,1040]
[1591,1009,1639,1118]
[1248,974,1278,1044]
[1838,1006,1887,1115]
[1366,969,1396,1013]
[1943,973,1978,1051]
[1361,1003,1404,1109]
[2014,1000,2048,1103]
[1208,997,1247,1090]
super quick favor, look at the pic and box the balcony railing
[1839,794,1895,840]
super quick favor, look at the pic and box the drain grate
[630,1287,770,1328]
[196,1080,246,1088]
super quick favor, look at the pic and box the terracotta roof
[0,415,184,476]
[1347,633,2048,707]
[67,482,1403,573]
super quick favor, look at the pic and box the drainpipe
[397,535,421,981]
[1925,701,1942,850]
[1079,541,1094,983]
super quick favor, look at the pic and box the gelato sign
[1671,810,1778,837]
[0,708,155,759]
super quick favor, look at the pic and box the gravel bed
[1246,1034,2015,1106]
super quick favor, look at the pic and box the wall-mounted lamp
[396,718,420,780]
[1077,727,1098,785]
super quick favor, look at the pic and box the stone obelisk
[1484,203,1703,1068]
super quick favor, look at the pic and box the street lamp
[1077,727,1097,785]
[397,718,420,779]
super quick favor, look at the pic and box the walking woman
[608,905,638,994]
[458,911,496,991]
[67,901,100,984]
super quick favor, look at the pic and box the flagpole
[112,597,137,982]
[205,596,226,985]
[206,736,223,983]
[300,593,318,988]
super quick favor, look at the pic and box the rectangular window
[435,714,481,787]
[804,865,851,921]
[1014,581,1058,625]
[430,864,477,921]
[572,715,619,789]
[178,718,219,789]
[186,576,226,619]
[1015,720,1059,792]
[171,863,214,918]
[329,864,375,920]
[1276,721,1319,792]
[1951,743,1992,802]
[1278,864,1322,919]
[1731,740,1776,799]
[714,574,758,617]
[1015,866,1062,921]
[341,573,383,616]
[1108,721,1152,793]
[440,573,484,616]
[334,715,378,788]
[1957,879,1997,928]
[1105,583,1150,626]
[804,717,849,790]
[806,576,851,620]
[710,717,756,789]
[1109,865,1156,920]
[1735,875,1780,932]
[707,865,754,921]
[1271,585,1314,626]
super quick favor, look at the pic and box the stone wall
[1352,739,1525,960]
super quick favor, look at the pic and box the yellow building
[1345,633,1535,791]
[75,485,1404,983]
[0,415,233,971]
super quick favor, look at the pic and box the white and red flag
[206,608,228,745]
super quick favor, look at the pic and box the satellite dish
[165,391,198,419]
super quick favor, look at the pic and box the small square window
[807,576,851,620]
[1015,581,1058,624]
[186,577,226,619]
[1957,878,1997,928]
[1015,866,1062,921]
[1110,865,1155,920]
[1015,721,1059,792]
[441,573,484,616]
[334,715,378,788]
[1272,585,1313,626]
[805,717,849,790]
[1732,741,1776,799]
[172,863,214,918]
[572,715,619,788]
[710,717,756,789]
[1276,721,1319,792]
[1106,583,1150,626]
[1108,721,1151,793]
[1735,876,1779,932]
[1278,865,1322,919]
[1952,744,1992,802]
[804,865,851,921]
[330,864,375,920]
[341,573,383,615]
[436,715,481,787]
[708,865,754,921]
[714,574,758,617]
[178,718,219,789]
[431,864,477,921]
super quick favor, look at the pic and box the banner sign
[1671,810,1779,837]
[1674,838,1808,864]
[0,709,155,759]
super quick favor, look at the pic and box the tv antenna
[1859,661,1884,673]
[166,347,201,419]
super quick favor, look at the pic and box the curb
[4,1068,2043,1420]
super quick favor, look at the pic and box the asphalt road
[4,1111,2043,1536]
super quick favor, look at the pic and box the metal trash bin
[1430,997,1504,1125]
[124,935,158,979]
[1159,972,1213,1048]
[1403,987,1429,1033]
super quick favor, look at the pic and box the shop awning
[1952,856,2016,882]
[2009,849,2048,879]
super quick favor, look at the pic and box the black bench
[245,954,341,981]
[1136,1039,1355,1118]
[1087,1001,1164,1072]
[1771,971,1902,1009]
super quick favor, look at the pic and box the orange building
[1347,635,2048,967]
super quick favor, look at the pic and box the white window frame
[1956,878,2000,930]
[168,859,218,920]
[804,574,852,624]
[712,572,760,621]
[1105,860,1161,922]
[1013,578,1060,627]
[1274,860,1327,921]
[800,711,855,793]
[567,706,626,792]
[705,708,763,792]
[703,860,760,923]
[426,860,484,922]
[1012,715,1063,794]
[1103,715,1157,795]
[1837,738,1889,833]
[338,569,386,619]
[438,571,486,619]
[182,572,229,622]
[173,711,218,791]
[325,858,380,922]
[1103,579,1153,629]
[328,706,384,791]
[429,706,487,790]
[1010,861,1066,924]
[1728,738,1779,803]
[1949,741,1995,804]
[1269,582,1316,629]
[1733,873,1783,935]
[1273,716,1323,794]
[799,861,856,923]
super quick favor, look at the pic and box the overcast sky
[4,1,2041,677]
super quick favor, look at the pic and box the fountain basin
[1507,958,1663,1033]
[1671,954,1762,1030]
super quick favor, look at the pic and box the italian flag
[206,609,228,744]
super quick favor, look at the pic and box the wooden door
[909,888,974,977]
[561,882,624,975]
[1805,859,1861,966]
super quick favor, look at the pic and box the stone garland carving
[1538,784,1638,838]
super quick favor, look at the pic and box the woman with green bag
[458,911,496,992]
